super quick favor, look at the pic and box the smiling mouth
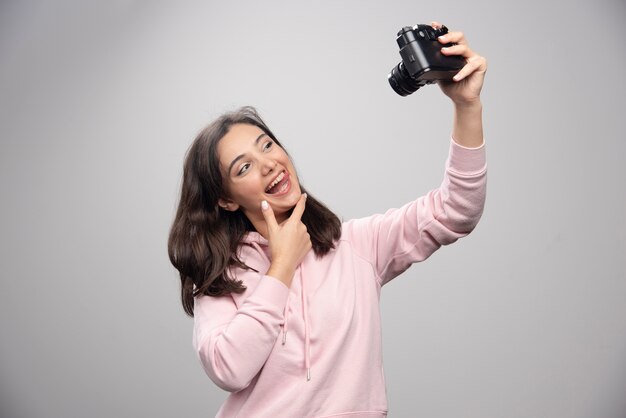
[265,170,290,195]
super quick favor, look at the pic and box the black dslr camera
[388,24,465,96]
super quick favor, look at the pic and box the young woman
[169,22,487,418]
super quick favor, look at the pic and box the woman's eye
[238,163,250,176]
[263,140,273,151]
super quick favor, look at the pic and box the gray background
[1,0,625,417]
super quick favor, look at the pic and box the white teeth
[276,180,288,193]
[266,171,285,192]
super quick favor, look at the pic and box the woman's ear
[218,198,239,212]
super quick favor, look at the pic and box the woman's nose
[260,158,277,175]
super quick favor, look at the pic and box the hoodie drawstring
[247,236,311,382]
[282,292,290,345]
[282,264,311,381]
[301,262,311,381]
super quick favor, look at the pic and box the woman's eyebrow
[227,133,268,174]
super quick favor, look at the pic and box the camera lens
[388,62,422,96]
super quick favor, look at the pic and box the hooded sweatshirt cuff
[448,136,486,176]
[251,274,290,310]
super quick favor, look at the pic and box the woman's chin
[267,188,301,216]
[273,194,299,211]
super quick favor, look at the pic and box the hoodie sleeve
[192,273,289,392]
[344,138,487,286]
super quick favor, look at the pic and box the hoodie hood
[241,231,268,245]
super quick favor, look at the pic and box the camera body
[388,24,465,96]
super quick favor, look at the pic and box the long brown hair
[168,106,341,317]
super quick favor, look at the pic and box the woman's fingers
[440,43,473,59]
[262,192,307,232]
[438,30,467,45]
[452,55,487,81]
[435,26,486,81]
[261,200,278,231]
[289,193,307,222]
[264,193,311,277]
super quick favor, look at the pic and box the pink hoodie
[193,139,487,417]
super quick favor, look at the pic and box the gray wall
[1,1,625,417]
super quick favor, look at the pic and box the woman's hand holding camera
[431,21,486,148]
[432,21,487,107]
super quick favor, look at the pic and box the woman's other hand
[262,193,312,287]
[432,21,487,107]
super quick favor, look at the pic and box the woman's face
[217,123,302,226]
